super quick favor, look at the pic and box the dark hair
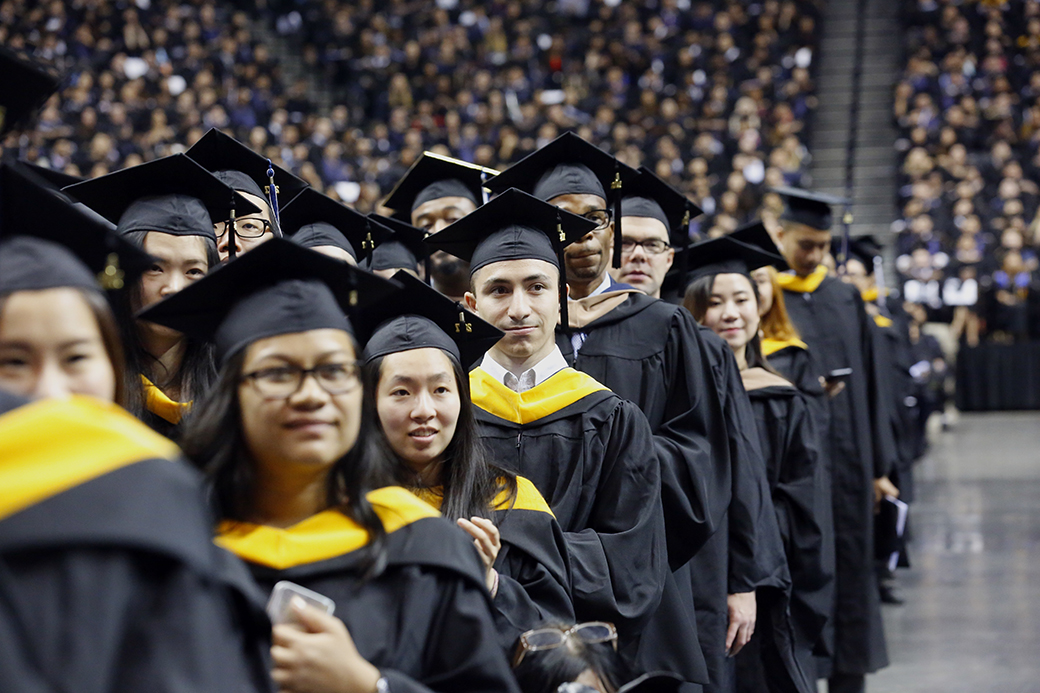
[0,287,129,407]
[363,348,516,522]
[180,341,393,578]
[683,272,780,374]
[512,623,621,693]
[114,230,218,433]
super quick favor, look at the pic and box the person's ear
[463,291,478,312]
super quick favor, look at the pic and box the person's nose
[286,371,329,410]
[411,391,436,422]
[507,291,531,323]
[30,360,73,400]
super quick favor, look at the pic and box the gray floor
[866,412,1040,693]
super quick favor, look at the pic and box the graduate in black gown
[0,164,272,693]
[281,187,392,267]
[65,154,259,437]
[425,189,673,683]
[144,239,520,693]
[486,134,739,688]
[771,188,891,692]
[185,127,309,261]
[357,271,574,653]
[383,152,497,301]
[680,233,832,693]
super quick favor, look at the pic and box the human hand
[458,516,502,594]
[271,597,381,693]
[725,591,757,657]
[874,476,900,512]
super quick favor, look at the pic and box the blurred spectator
[896,0,1040,343]
[7,0,824,228]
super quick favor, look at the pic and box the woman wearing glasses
[512,622,621,693]
[358,273,574,655]
[148,241,520,693]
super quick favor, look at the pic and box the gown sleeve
[380,569,522,693]
[490,508,575,650]
[654,313,734,570]
[564,399,668,634]
[0,547,273,693]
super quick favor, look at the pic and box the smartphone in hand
[266,580,336,626]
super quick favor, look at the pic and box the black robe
[218,486,520,693]
[0,395,272,693]
[558,293,736,688]
[410,476,575,653]
[735,369,833,693]
[468,366,691,682]
[778,268,889,676]
[683,329,789,693]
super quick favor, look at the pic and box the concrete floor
[866,412,1040,693]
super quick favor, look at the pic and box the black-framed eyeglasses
[217,217,272,240]
[241,362,361,399]
[621,238,671,255]
[513,622,618,667]
[582,209,612,230]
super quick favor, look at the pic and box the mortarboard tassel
[611,163,623,269]
[226,190,237,261]
[679,208,692,285]
[362,218,375,261]
[556,211,570,332]
[454,306,473,334]
[97,252,124,290]
[265,159,282,236]
[838,207,853,275]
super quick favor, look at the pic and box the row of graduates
[0,59,905,693]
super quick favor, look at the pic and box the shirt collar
[479,346,568,389]
[587,273,613,298]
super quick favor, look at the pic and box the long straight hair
[0,288,129,407]
[363,349,517,522]
[114,230,218,429]
[180,344,393,578]
[758,265,803,343]
[683,272,781,374]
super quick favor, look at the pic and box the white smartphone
[266,580,336,625]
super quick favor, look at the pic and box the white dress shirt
[479,346,569,392]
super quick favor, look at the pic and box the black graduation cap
[771,186,849,231]
[622,166,703,238]
[185,127,309,225]
[485,131,639,267]
[842,235,884,270]
[359,271,503,367]
[729,221,781,256]
[424,188,596,330]
[683,234,788,283]
[383,152,498,220]
[63,154,259,240]
[281,187,391,262]
[16,161,116,232]
[137,238,400,364]
[365,214,429,273]
[0,46,62,135]
[0,162,153,293]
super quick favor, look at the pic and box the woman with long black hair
[64,154,256,437]
[143,239,520,693]
[682,233,831,693]
[357,272,574,653]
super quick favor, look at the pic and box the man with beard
[383,152,497,301]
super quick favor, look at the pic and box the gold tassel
[97,253,124,290]
[349,289,358,307]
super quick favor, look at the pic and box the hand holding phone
[266,580,335,626]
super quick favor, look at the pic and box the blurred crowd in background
[896,0,1040,345]
[2,0,822,238]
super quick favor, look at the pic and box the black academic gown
[735,369,833,693]
[779,269,889,677]
[218,487,520,693]
[0,395,272,693]
[412,477,575,654]
[683,329,789,693]
[468,366,679,682]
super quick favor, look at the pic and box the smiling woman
[143,239,520,693]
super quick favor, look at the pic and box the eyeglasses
[621,238,671,255]
[241,362,361,399]
[582,209,612,230]
[218,217,272,240]
[513,622,618,667]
